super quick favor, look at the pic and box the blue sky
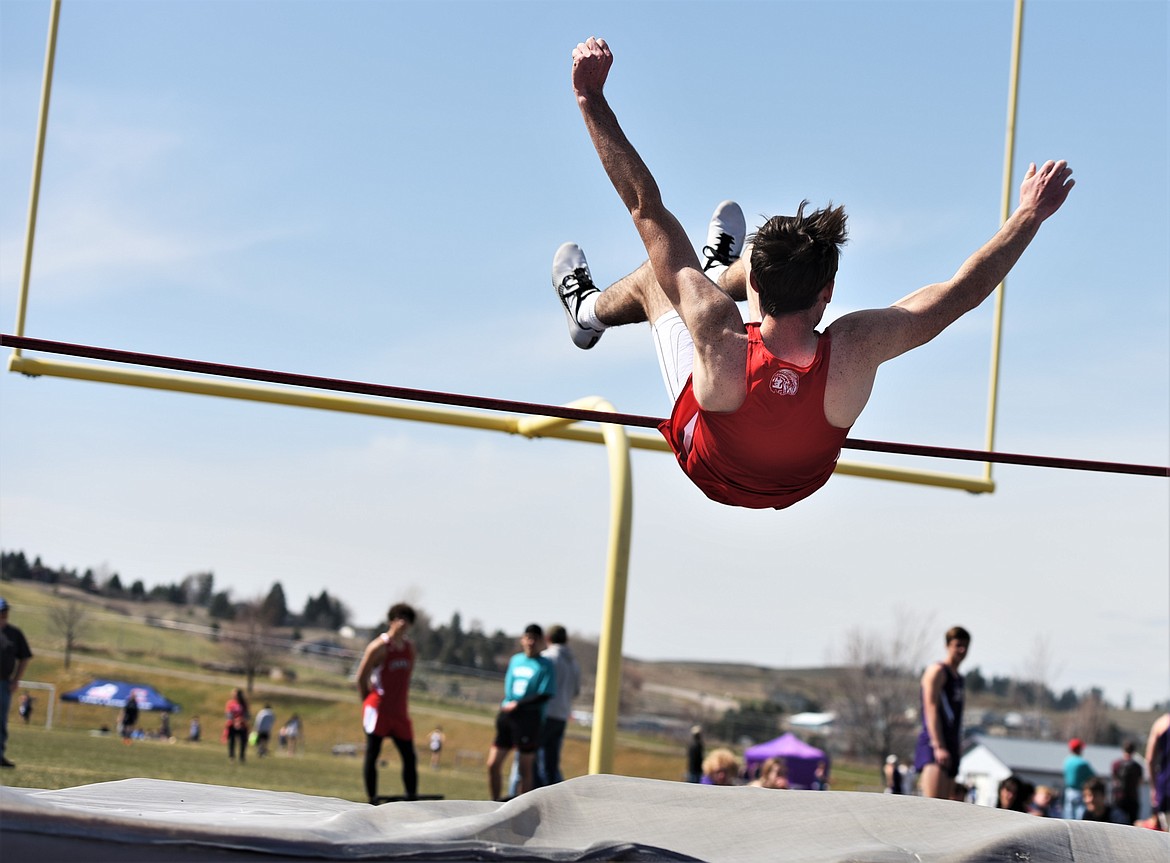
[1,1,1167,710]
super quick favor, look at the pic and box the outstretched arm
[572,37,746,409]
[831,160,1075,364]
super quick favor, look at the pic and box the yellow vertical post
[588,414,633,774]
[984,0,1025,482]
[515,399,632,775]
[13,0,62,355]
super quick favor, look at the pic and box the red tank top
[658,325,850,509]
[372,634,414,719]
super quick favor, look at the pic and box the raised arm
[571,37,746,408]
[571,37,699,308]
[831,160,1075,364]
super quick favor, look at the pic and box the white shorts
[651,310,695,404]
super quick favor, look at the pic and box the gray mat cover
[1,774,1167,861]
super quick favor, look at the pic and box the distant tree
[225,602,271,693]
[104,573,125,597]
[301,590,349,630]
[260,582,289,627]
[830,609,934,760]
[965,666,987,695]
[708,701,784,744]
[1064,689,1117,744]
[48,601,90,669]
[1,550,32,581]
[181,572,215,606]
[129,580,146,600]
[208,591,235,620]
[79,569,97,593]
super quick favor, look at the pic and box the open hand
[572,36,612,98]
[1020,160,1075,221]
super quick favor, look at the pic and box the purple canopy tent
[743,732,829,789]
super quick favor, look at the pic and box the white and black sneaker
[552,242,603,350]
[701,200,746,275]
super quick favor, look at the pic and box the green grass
[0,579,882,799]
[0,721,492,801]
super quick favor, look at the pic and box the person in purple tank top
[914,626,970,799]
[1146,712,1170,824]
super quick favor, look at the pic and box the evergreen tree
[208,591,235,620]
[261,582,289,626]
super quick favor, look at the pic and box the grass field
[0,578,882,800]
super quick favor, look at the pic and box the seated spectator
[1081,778,1129,824]
[997,774,1033,813]
[1028,785,1056,817]
[700,748,740,786]
[749,757,789,789]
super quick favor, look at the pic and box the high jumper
[553,36,1075,509]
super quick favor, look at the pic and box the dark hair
[945,626,971,644]
[1083,777,1107,796]
[547,624,568,645]
[997,774,1033,812]
[749,201,847,317]
[388,603,416,624]
[524,623,544,638]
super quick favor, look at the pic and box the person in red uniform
[553,37,1075,509]
[356,603,418,803]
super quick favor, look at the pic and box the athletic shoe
[0,758,15,768]
[701,200,746,273]
[552,242,603,349]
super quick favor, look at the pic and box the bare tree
[225,601,272,693]
[48,601,89,669]
[830,609,935,761]
[1017,633,1063,739]
[1064,689,1114,745]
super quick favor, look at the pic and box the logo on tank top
[769,369,801,396]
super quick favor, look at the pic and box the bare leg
[517,751,536,795]
[486,745,506,801]
[593,260,665,326]
[596,258,751,328]
[919,763,954,800]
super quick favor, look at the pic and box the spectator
[159,712,171,740]
[18,692,33,725]
[280,714,303,755]
[997,774,1034,813]
[701,748,740,786]
[685,726,704,783]
[429,726,446,770]
[0,597,33,768]
[1145,712,1170,822]
[1082,777,1128,824]
[189,715,202,742]
[884,755,905,795]
[225,688,250,762]
[1028,784,1057,817]
[119,694,139,743]
[254,704,276,757]
[1063,738,1095,820]
[749,757,789,789]
[486,624,555,801]
[539,624,581,786]
[811,759,830,791]
[1112,740,1143,825]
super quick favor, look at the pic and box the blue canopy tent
[61,680,180,713]
[743,732,829,789]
